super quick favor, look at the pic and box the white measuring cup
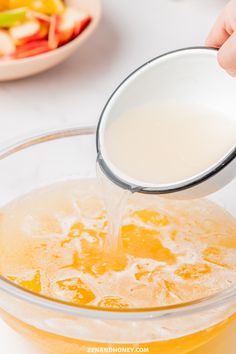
[97,47,236,198]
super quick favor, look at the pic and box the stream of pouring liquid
[103,103,236,186]
[97,163,131,250]
[99,103,236,249]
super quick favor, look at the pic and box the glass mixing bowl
[0,127,235,354]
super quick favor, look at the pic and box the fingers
[206,1,236,76]
[206,12,230,48]
[217,30,236,76]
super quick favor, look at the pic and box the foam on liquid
[0,179,236,309]
[104,103,236,185]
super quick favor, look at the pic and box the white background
[1,0,236,353]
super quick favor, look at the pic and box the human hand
[206,0,236,76]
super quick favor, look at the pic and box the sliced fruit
[13,39,51,59]
[9,0,29,8]
[58,8,75,44]
[48,14,59,49]
[9,0,65,15]
[0,30,15,56]
[7,270,42,293]
[0,1,9,12]
[9,19,41,45]
[48,11,73,49]
[62,7,91,39]
[0,8,27,28]
[49,7,91,49]
[73,13,91,38]
[33,0,65,15]
[122,224,176,264]
[38,21,49,39]
[56,277,96,305]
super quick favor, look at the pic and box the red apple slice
[48,15,60,49]
[13,39,51,59]
[59,7,78,44]
[0,30,15,56]
[73,12,91,38]
[48,7,91,49]
[61,7,91,41]
[10,20,42,46]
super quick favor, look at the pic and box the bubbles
[0,179,236,310]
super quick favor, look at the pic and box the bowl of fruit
[0,0,101,80]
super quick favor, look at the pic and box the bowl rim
[0,0,102,66]
[0,125,235,320]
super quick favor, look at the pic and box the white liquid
[97,163,130,250]
[103,104,236,185]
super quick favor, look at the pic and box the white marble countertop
[1,0,234,353]
[0,0,228,141]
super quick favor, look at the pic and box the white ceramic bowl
[0,0,101,81]
[97,47,236,199]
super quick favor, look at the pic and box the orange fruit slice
[0,1,9,12]
[8,270,42,293]
[56,277,96,305]
[9,0,65,15]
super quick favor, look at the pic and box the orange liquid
[1,310,233,354]
[0,179,236,353]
